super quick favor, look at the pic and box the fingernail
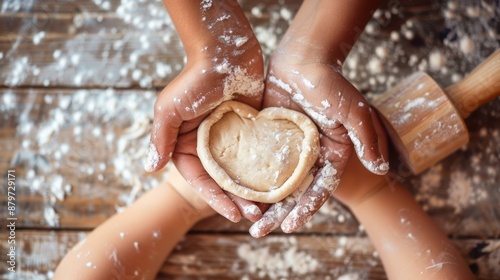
[361,157,389,175]
[378,161,390,172]
[282,208,312,233]
[226,212,241,223]
[249,224,262,238]
[281,224,292,233]
[281,213,297,233]
[223,205,241,223]
[374,157,390,174]
[144,142,160,172]
[242,204,262,220]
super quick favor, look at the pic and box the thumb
[144,92,182,172]
[342,91,389,175]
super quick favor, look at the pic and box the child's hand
[150,48,264,223]
[146,1,265,223]
[329,111,389,208]
[246,0,386,237]
[250,49,388,237]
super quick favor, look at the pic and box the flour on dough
[197,101,320,203]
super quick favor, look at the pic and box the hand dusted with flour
[146,0,264,222]
[252,0,389,237]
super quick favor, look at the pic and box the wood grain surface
[1,0,499,279]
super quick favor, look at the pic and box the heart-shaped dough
[197,101,320,203]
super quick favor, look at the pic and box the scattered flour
[234,36,249,47]
[459,36,475,54]
[338,272,361,280]
[429,50,447,71]
[7,89,167,226]
[448,170,487,214]
[415,164,489,215]
[236,239,319,279]
[200,0,212,11]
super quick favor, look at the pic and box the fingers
[145,119,179,173]
[249,198,296,238]
[172,152,242,223]
[262,86,294,109]
[145,69,224,173]
[233,89,264,111]
[145,84,184,172]
[339,82,389,175]
[370,108,389,159]
[249,173,313,238]
[281,161,341,233]
[265,65,388,175]
[227,193,263,222]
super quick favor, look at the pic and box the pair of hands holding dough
[145,1,388,237]
[146,51,389,238]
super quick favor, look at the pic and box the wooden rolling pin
[372,49,500,174]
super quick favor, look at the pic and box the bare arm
[350,180,474,279]
[54,168,215,280]
[336,139,474,279]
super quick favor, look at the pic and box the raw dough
[197,101,320,203]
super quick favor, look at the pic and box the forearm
[162,0,258,59]
[279,0,381,64]
[54,182,204,280]
[350,182,473,280]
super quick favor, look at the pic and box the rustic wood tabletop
[1,0,499,279]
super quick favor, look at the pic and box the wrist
[332,154,391,208]
[166,167,216,222]
[275,0,381,65]
[334,176,390,209]
[167,181,209,224]
[347,178,391,210]
[272,36,342,67]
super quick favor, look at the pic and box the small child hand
[251,50,389,237]
[146,1,265,223]
[247,0,388,237]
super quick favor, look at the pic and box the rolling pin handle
[445,49,500,118]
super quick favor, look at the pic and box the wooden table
[1,0,499,279]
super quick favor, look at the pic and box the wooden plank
[0,0,295,88]
[1,87,499,237]
[0,230,499,279]
[1,0,121,14]
[1,0,303,15]
[0,87,168,229]
[1,0,476,90]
